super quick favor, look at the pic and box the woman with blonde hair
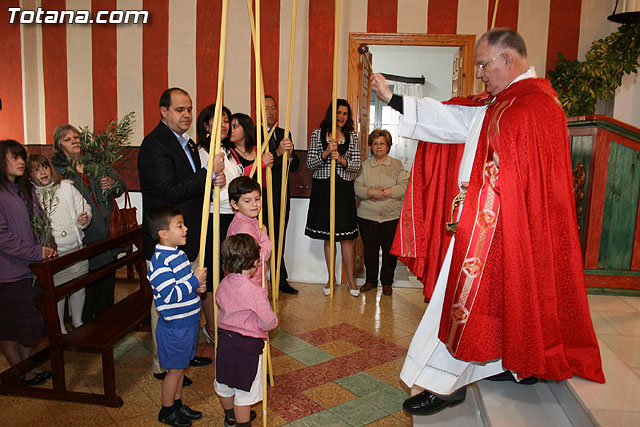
[50,124,126,322]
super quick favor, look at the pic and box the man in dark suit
[138,87,225,383]
[264,95,300,294]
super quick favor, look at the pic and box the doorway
[346,32,476,290]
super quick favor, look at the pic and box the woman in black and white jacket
[305,99,362,297]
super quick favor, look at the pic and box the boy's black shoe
[158,411,192,427]
[152,372,193,387]
[189,356,212,367]
[177,405,202,420]
[225,410,257,426]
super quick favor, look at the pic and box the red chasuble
[437,78,604,383]
[391,96,488,301]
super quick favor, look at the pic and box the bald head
[475,28,530,96]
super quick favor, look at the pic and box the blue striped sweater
[148,245,201,328]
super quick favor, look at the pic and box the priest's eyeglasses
[475,52,504,71]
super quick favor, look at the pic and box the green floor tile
[334,372,389,396]
[271,328,293,340]
[141,337,154,353]
[328,397,388,426]
[113,335,152,361]
[287,347,335,366]
[270,335,312,354]
[361,385,409,414]
[114,335,140,348]
[114,342,152,361]
[286,409,348,426]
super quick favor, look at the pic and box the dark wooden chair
[0,227,151,407]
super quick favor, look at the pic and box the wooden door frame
[346,33,476,284]
[347,32,477,131]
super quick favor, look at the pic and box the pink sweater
[226,211,272,287]
[216,273,278,339]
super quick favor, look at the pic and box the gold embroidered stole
[445,99,513,354]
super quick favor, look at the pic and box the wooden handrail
[30,226,148,313]
[30,226,142,277]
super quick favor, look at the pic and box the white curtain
[392,81,423,99]
[390,82,422,172]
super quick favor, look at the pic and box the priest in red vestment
[372,28,604,416]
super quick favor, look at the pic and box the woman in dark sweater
[0,139,56,386]
[50,124,126,322]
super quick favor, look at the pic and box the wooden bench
[0,227,151,407]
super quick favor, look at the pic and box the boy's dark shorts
[156,320,199,370]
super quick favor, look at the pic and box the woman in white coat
[28,154,91,334]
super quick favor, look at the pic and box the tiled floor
[0,281,421,426]
[1,281,639,426]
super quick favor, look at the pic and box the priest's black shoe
[158,411,192,427]
[402,390,466,415]
[189,356,212,367]
[280,282,299,294]
[485,370,537,385]
[176,405,202,420]
[153,372,193,387]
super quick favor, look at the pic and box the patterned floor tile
[117,354,153,373]
[327,397,388,425]
[334,372,390,396]
[302,382,358,409]
[361,385,409,414]
[272,354,307,376]
[365,412,412,426]
[270,345,285,358]
[250,402,289,427]
[277,316,321,335]
[270,328,293,341]
[270,335,313,354]
[114,341,152,361]
[115,410,160,426]
[364,357,410,391]
[392,409,413,425]
[269,390,325,421]
[287,346,335,366]
[9,398,54,425]
[286,409,353,426]
[105,388,158,421]
[51,402,116,426]
[317,339,362,357]
[15,412,58,427]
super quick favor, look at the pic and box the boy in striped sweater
[146,205,207,427]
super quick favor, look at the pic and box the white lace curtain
[390,82,422,172]
[392,81,423,99]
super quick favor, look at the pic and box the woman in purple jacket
[0,140,57,386]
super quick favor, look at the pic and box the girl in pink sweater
[214,233,277,427]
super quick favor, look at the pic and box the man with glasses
[371,28,604,416]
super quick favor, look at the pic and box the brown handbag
[110,190,138,236]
